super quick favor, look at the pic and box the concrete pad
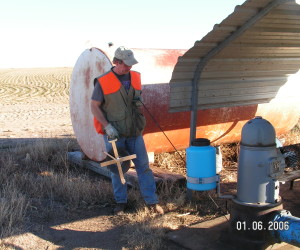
[167,215,234,250]
[167,215,299,250]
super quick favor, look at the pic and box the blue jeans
[103,135,158,205]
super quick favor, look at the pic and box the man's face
[115,61,132,75]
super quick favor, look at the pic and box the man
[91,46,164,215]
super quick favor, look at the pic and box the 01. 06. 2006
[236,220,289,231]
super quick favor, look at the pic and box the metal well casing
[236,145,284,204]
[236,117,285,205]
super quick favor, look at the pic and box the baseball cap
[114,46,138,66]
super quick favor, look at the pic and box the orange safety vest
[93,70,145,136]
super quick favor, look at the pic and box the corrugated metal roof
[169,0,300,112]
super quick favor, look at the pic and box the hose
[140,100,186,165]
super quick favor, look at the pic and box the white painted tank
[70,47,300,161]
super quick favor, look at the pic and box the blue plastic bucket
[186,138,217,191]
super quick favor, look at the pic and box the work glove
[132,96,143,107]
[104,123,119,140]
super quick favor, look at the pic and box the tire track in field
[0,68,72,104]
[0,68,75,138]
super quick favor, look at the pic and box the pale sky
[0,0,245,68]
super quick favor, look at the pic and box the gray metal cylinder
[241,116,276,147]
[236,117,285,205]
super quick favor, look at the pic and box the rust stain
[96,61,106,74]
[156,50,186,67]
[71,47,300,159]
[84,67,91,89]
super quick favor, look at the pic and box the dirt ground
[0,68,299,249]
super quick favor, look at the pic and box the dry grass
[121,210,168,249]
[278,119,300,146]
[1,119,299,248]
[0,138,114,238]
[121,191,225,249]
[0,138,227,249]
[0,155,29,238]
[0,182,29,238]
[121,179,227,249]
[155,150,186,175]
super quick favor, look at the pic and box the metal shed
[169,0,300,143]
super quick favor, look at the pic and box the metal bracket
[187,175,219,184]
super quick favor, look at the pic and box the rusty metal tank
[70,47,300,161]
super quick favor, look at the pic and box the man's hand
[132,96,143,107]
[104,123,119,140]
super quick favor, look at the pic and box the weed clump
[0,138,113,238]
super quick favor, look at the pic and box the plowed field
[0,68,74,141]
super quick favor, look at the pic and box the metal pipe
[217,176,235,199]
[269,210,300,247]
